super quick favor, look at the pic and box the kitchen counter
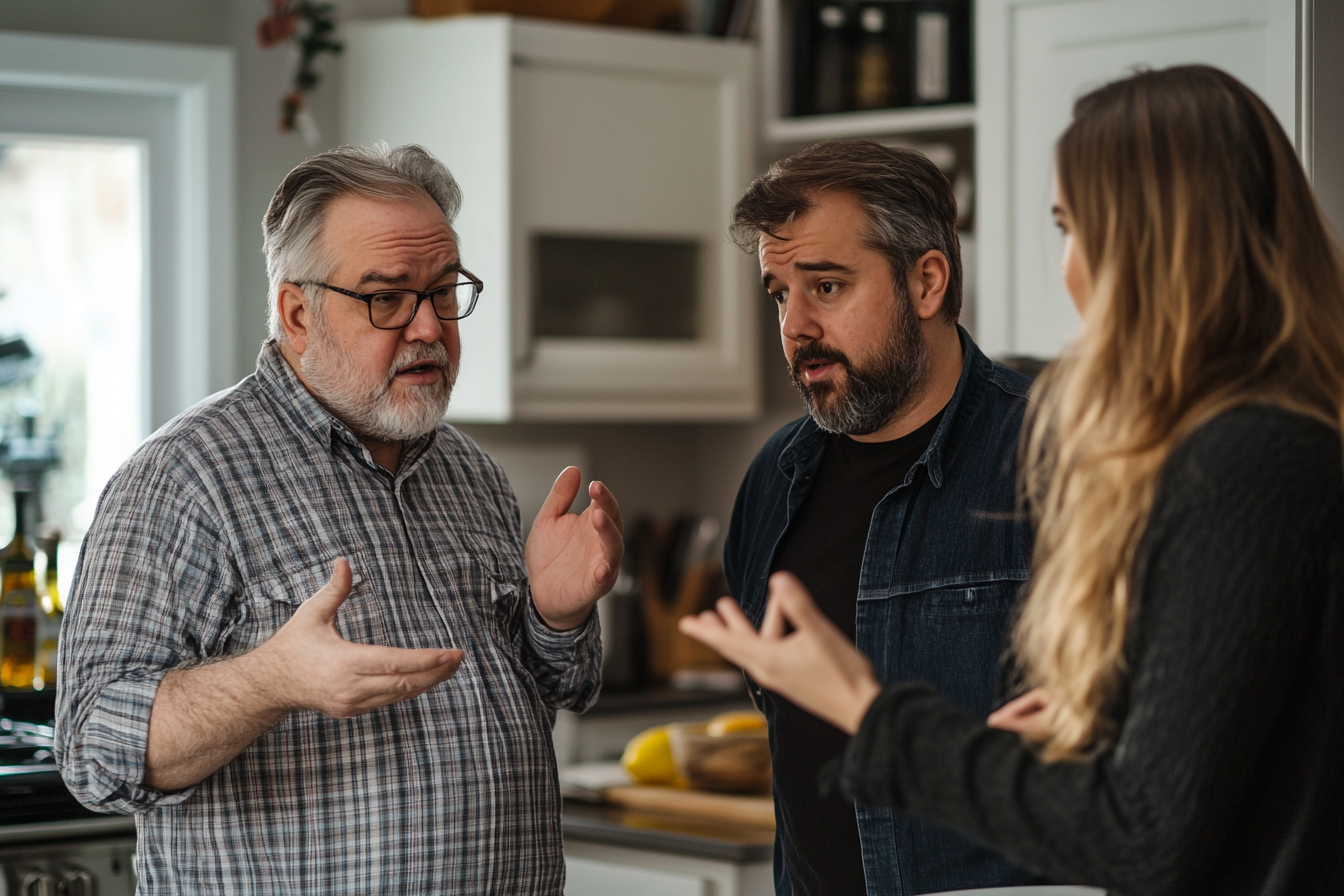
[562,799,773,863]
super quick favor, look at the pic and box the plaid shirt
[55,342,601,895]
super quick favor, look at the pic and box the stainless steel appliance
[1,717,137,895]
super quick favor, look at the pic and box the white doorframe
[0,30,234,431]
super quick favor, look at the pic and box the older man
[55,144,621,894]
[712,140,1036,895]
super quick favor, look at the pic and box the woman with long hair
[681,65,1344,895]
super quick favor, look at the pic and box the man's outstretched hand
[145,558,464,791]
[253,559,465,717]
[525,467,624,631]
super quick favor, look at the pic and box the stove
[0,717,137,895]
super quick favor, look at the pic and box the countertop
[562,798,774,863]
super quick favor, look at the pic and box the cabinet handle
[18,870,57,896]
[58,868,96,896]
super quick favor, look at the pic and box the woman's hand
[987,687,1054,742]
[678,571,883,735]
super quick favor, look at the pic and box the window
[0,140,145,546]
[0,31,233,589]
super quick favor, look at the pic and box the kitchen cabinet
[565,841,772,896]
[563,802,773,896]
[342,16,760,422]
[975,0,1307,358]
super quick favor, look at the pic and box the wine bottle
[911,1,951,104]
[854,3,895,109]
[34,529,61,691]
[812,2,851,115]
[0,491,38,690]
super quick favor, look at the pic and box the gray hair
[730,139,962,322]
[262,143,463,340]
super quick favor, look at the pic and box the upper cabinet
[343,16,759,422]
[975,0,1305,359]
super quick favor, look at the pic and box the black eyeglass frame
[301,269,484,329]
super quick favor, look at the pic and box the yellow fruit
[621,726,683,786]
[706,710,768,736]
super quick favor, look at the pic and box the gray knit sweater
[834,405,1344,896]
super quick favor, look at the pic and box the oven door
[1,766,138,895]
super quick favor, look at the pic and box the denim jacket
[723,329,1036,896]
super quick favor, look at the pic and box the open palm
[525,466,624,631]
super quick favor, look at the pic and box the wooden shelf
[765,103,976,143]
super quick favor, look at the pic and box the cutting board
[604,785,775,828]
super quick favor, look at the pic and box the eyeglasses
[305,269,484,329]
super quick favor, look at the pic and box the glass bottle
[854,4,894,109]
[812,2,851,115]
[34,530,61,691]
[0,491,38,690]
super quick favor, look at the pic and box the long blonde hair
[1015,65,1344,761]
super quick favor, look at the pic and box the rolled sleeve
[521,594,602,712]
[56,673,194,813]
[55,447,235,815]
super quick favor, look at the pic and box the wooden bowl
[668,722,772,795]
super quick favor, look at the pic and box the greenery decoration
[257,1,344,136]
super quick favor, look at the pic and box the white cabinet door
[508,23,760,421]
[565,857,708,896]
[975,0,1302,358]
[565,840,773,896]
[342,17,759,422]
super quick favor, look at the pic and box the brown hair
[1015,65,1344,760]
[730,139,963,321]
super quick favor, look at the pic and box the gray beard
[300,315,456,442]
[791,289,930,436]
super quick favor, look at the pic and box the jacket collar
[776,326,992,489]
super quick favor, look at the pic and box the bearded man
[55,145,622,895]
[723,140,1036,896]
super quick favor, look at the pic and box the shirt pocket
[230,550,385,652]
[886,578,1025,716]
[460,531,529,653]
[920,580,1023,617]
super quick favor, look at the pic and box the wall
[0,0,229,44]
[1310,1,1344,237]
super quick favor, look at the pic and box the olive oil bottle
[34,528,61,691]
[0,491,38,690]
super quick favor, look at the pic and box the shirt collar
[776,326,991,489]
[253,339,437,472]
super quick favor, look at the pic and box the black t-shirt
[769,411,944,896]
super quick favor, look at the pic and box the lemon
[706,710,768,736]
[621,726,683,786]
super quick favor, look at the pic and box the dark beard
[789,290,930,436]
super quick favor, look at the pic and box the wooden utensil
[604,785,776,828]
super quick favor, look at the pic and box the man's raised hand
[525,467,624,631]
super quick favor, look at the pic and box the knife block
[641,559,734,683]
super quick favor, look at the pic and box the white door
[975,0,1302,358]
